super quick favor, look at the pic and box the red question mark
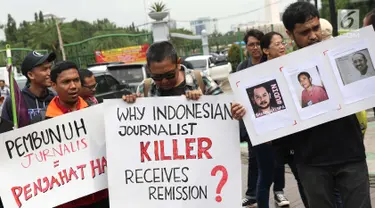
[211,165,228,203]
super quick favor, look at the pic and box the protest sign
[104,96,241,208]
[229,26,375,145]
[0,104,108,208]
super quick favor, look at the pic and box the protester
[320,18,333,40]
[46,61,109,208]
[364,8,375,30]
[279,2,369,208]
[0,80,10,98]
[122,41,222,103]
[78,69,99,105]
[237,29,267,72]
[234,31,308,208]
[1,51,56,130]
[235,29,264,208]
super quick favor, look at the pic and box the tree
[34,12,38,22]
[5,14,17,43]
[228,44,241,72]
[39,11,44,23]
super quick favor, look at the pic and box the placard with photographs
[282,58,338,120]
[328,40,375,104]
[244,77,294,134]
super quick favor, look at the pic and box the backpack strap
[193,70,205,93]
[143,78,152,97]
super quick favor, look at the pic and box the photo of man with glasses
[78,69,99,105]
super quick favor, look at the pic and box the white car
[184,55,232,82]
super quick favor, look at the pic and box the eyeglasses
[150,67,178,81]
[247,42,260,49]
[83,83,98,90]
[271,41,287,48]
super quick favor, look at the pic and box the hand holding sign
[104,96,241,208]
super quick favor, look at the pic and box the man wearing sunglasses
[123,41,222,103]
[78,69,98,105]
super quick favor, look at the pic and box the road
[240,163,375,208]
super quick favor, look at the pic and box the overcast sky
[0,0,302,40]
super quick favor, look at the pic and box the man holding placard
[122,41,222,101]
[233,2,370,208]
[46,61,109,208]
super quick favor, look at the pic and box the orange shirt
[46,96,109,208]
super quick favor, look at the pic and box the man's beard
[293,35,321,49]
[258,102,270,110]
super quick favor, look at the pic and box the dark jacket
[236,56,267,145]
[273,115,365,166]
[1,87,55,128]
[236,56,267,72]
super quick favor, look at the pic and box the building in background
[190,17,217,35]
[168,19,177,30]
[264,0,281,23]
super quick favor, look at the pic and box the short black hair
[146,41,178,68]
[282,1,320,32]
[298,72,311,81]
[252,84,270,97]
[365,9,375,30]
[78,69,94,85]
[260,32,284,50]
[51,61,79,83]
[243,29,264,44]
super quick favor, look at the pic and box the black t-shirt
[274,115,365,166]
[159,80,186,96]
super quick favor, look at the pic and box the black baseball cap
[21,51,56,76]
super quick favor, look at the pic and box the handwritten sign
[0,104,108,208]
[104,96,241,208]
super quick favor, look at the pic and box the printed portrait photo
[290,66,329,108]
[335,48,375,85]
[246,79,286,118]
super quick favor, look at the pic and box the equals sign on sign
[54,160,60,168]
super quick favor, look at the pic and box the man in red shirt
[298,71,328,108]
[46,61,109,208]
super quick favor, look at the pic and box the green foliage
[39,11,44,23]
[5,14,17,43]
[228,44,241,72]
[1,12,150,65]
[149,1,168,13]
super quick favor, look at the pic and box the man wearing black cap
[1,51,56,127]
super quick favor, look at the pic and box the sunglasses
[150,67,178,81]
[83,83,98,90]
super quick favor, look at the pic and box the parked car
[92,71,132,103]
[184,55,232,82]
[88,63,149,93]
[14,71,131,103]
